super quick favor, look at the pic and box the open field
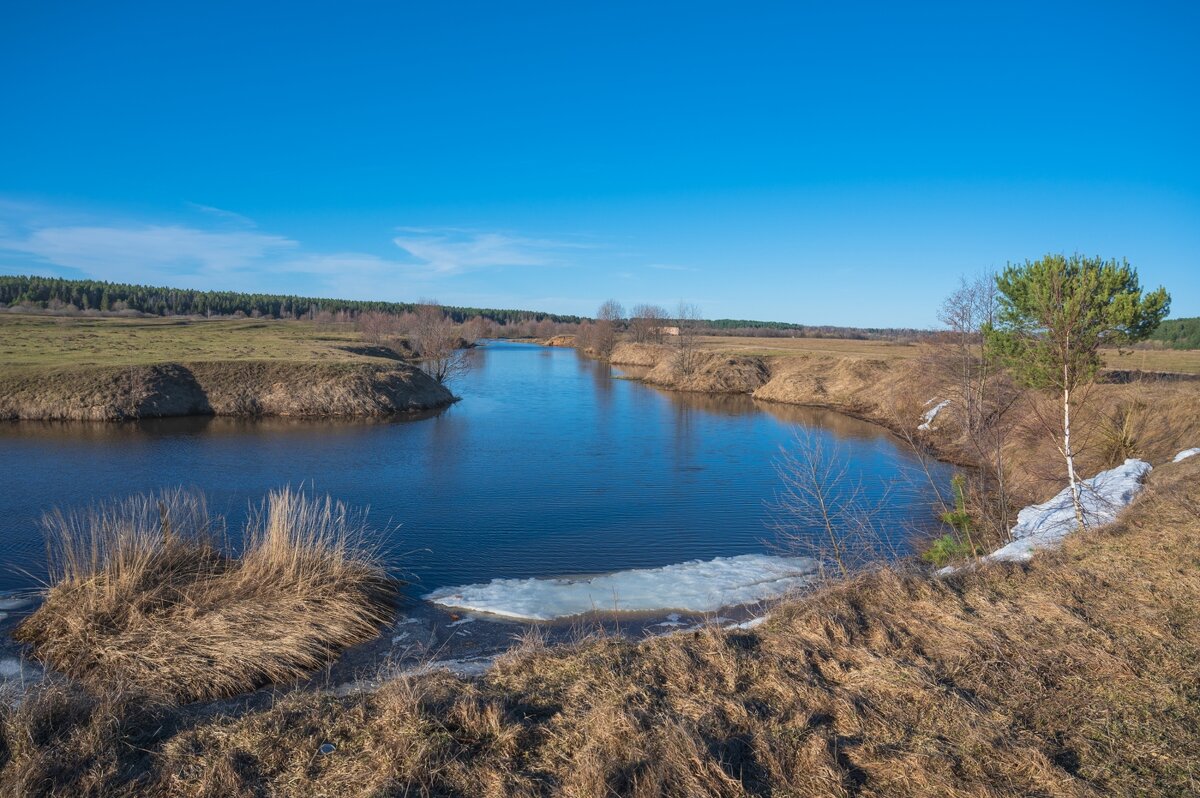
[0,314,452,420]
[693,334,1200,374]
[0,314,383,376]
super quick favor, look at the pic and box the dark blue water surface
[0,342,951,597]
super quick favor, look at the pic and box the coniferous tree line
[1148,316,1200,349]
[0,275,581,326]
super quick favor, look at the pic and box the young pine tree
[984,254,1169,526]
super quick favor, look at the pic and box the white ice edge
[424,554,818,621]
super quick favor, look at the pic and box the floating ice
[424,554,818,621]
[984,458,1152,564]
[1173,448,1200,463]
[918,399,950,431]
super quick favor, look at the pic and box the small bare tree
[592,299,624,359]
[410,301,471,385]
[938,273,1000,433]
[672,301,703,376]
[358,310,402,346]
[462,315,489,344]
[770,427,894,580]
[629,303,669,344]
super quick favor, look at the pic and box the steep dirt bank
[0,360,454,421]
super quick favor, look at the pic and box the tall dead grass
[14,487,396,703]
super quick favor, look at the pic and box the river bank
[0,360,454,420]
[0,314,455,419]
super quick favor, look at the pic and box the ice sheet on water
[424,554,818,621]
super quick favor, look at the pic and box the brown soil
[0,360,454,421]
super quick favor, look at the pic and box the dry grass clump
[13,488,396,704]
[5,459,1198,796]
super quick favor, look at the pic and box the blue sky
[1,2,1197,326]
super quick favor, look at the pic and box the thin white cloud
[0,223,298,284]
[392,228,588,275]
[185,202,259,228]
[0,202,595,294]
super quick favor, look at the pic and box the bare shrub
[770,427,896,580]
[14,487,396,703]
[671,301,703,376]
[629,303,669,344]
[591,299,624,359]
[410,301,471,385]
[357,310,403,346]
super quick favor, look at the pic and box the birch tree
[984,254,1168,526]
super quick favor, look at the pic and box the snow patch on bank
[1173,447,1200,463]
[918,399,950,431]
[425,554,818,621]
[983,458,1152,564]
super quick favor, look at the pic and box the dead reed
[13,487,396,704]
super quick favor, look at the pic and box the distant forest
[1149,317,1200,350]
[0,275,581,325]
[0,274,1053,343]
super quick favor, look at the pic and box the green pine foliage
[984,254,1170,392]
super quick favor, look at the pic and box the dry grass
[0,314,455,420]
[13,488,396,704]
[692,335,1200,374]
[0,314,381,376]
[4,459,1200,796]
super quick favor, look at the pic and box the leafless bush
[357,310,404,346]
[410,301,471,385]
[672,301,703,376]
[770,427,897,580]
[590,299,624,359]
[629,303,669,344]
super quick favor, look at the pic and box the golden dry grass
[3,458,1199,796]
[12,488,396,704]
[693,335,1200,374]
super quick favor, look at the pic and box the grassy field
[0,313,384,375]
[696,334,1200,374]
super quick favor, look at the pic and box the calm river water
[0,342,951,601]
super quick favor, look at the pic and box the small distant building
[657,326,681,337]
